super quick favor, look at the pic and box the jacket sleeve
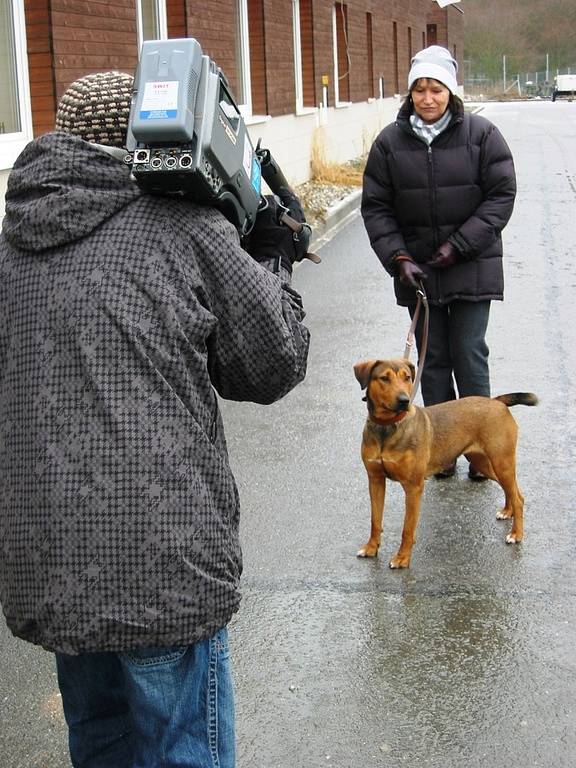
[185,210,310,405]
[209,260,310,405]
[448,122,517,259]
[361,136,408,276]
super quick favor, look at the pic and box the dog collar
[369,410,409,427]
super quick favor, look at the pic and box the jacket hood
[2,132,141,252]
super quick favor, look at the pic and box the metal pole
[503,54,506,92]
[546,53,549,81]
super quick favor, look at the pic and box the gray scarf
[410,109,452,145]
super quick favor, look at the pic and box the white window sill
[0,134,32,171]
[245,114,272,126]
[295,106,318,117]
[335,101,352,109]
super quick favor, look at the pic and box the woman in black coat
[361,45,517,478]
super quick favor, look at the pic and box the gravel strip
[295,181,361,227]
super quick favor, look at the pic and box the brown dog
[354,358,538,569]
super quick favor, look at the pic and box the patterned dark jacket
[361,101,517,307]
[0,133,310,653]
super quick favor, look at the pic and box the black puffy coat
[361,101,516,306]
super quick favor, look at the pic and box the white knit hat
[408,46,458,94]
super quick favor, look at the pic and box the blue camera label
[139,110,178,120]
[251,157,262,194]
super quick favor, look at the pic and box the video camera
[126,38,318,263]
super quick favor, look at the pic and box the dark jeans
[55,627,235,768]
[409,300,491,406]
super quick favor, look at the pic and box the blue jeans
[55,627,235,768]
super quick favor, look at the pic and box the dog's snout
[396,393,410,411]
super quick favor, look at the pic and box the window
[236,0,267,117]
[427,24,437,46]
[0,0,32,169]
[393,21,399,94]
[137,0,167,48]
[219,80,241,132]
[293,0,315,112]
[366,12,374,99]
[333,2,350,104]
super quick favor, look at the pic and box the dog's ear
[354,360,378,390]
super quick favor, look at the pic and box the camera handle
[255,142,321,264]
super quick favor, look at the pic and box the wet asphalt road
[1,101,576,767]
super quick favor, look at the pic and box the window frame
[292,0,304,112]
[332,2,351,107]
[292,0,316,114]
[136,0,168,50]
[366,11,375,100]
[0,0,33,171]
[237,0,254,117]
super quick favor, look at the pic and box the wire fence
[464,65,576,100]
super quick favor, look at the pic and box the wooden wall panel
[21,0,463,136]
[25,0,56,136]
[300,0,316,108]
[50,0,138,100]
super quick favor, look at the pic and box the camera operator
[0,71,310,768]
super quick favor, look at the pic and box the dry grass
[310,129,365,186]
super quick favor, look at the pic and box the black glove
[276,186,306,225]
[393,254,427,289]
[429,241,459,269]
[276,187,319,264]
[243,189,306,273]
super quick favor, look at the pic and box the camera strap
[93,144,131,164]
[278,211,321,264]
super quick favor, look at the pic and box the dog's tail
[494,393,539,407]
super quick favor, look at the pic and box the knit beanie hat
[408,46,458,94]
[55,71,134,148]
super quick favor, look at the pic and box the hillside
[464,0,576,79]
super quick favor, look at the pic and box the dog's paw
[357,545,378,558]
[506,533,522,544]
[497,508,513,520]
[389,555,410,569]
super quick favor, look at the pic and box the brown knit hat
[55,71,134,148]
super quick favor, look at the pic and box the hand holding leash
[393,253,427,289]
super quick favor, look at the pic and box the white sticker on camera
[140,81,179,120]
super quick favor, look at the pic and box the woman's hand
[428,241,459,269]
[393,253,427,289]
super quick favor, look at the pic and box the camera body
[126,38,261,234]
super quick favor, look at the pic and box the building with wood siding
[1,0,463,212]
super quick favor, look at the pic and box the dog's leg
[357,467,386,558]
[389,480,424,569]
[493,465,524,543]
[486,440,525,543]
